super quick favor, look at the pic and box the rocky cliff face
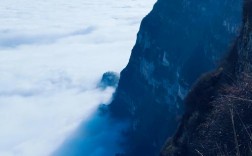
[109,0,243,155]
[161,1,252,155]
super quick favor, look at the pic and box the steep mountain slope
[109,0,243,155]
[161,1,252,155]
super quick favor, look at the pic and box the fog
[0,0,155,155]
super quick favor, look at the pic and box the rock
[98,72,119,89]
[109,0,243,155]
[161,1,252,155]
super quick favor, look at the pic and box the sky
[0,0,156,156]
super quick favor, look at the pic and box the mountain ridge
[161,0,252,155]
[108,0,243,155]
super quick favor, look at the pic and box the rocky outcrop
[161,1,252,155]
[98,72,119,89]
[109,0,243,155]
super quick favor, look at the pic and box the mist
[0,0,155,155]
[53,109,129,156]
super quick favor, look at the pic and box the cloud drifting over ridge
[0,0,156,156]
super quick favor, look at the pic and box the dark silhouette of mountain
[108,0,243,155]
[161,0,252,155]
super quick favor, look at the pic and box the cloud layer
[0,0,155,155]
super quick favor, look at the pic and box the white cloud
[0,26,96,48]
[0,0,156,156]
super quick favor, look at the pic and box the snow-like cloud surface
[0,0,155,156]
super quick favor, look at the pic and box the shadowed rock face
[161,1,252,155]
[98,72,119,89]
[108,0,243,155]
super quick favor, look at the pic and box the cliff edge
[161,0,252,155]
[109,0,243,155]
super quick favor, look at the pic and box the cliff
[109,0,243,155]
[161,0,252,155]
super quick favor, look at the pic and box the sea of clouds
[0,0,155,156]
